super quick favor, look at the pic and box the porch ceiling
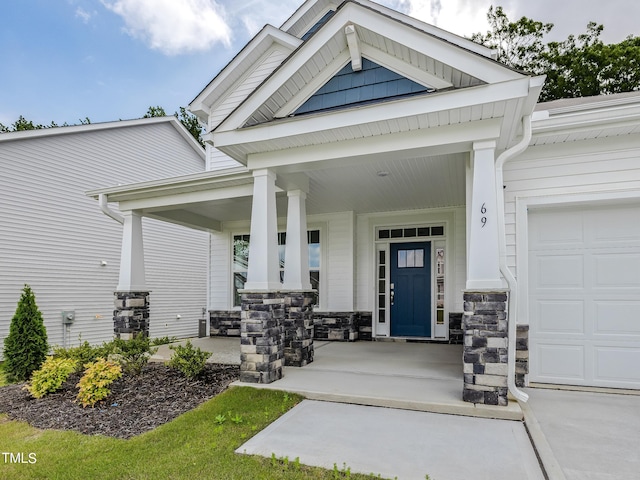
[88,150,466,232]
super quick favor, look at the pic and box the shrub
[24,356,78,398]
[53,341,112,373]
[2,285,48,382]
[110,334,157,376]
[151,336,178,346]
[76,358,122,407]
[167,340,212,379]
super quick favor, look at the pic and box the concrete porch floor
[152,337,522,420]
[235,340,523,421]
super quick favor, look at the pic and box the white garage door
[528,202,640,389]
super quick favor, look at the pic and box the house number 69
[480,203,487,227]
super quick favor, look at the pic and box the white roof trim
[0,116,205,160]
[215,2,520,134]
[188,25,301,118]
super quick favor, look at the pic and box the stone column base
[239,291,285,384]
[113,291,149,339]
[283,291,315,367]
[462,290,509,406]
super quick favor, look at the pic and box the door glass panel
[397,249,424,268]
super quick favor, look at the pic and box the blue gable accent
[294,58,434,115]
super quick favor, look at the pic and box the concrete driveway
[524,387,640,480]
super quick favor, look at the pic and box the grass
[0,386,389,479]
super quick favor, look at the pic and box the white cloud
[75,7,95,24]
[382,0,492,38]
[101,0,232,55]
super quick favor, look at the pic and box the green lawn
[0,386,389,479]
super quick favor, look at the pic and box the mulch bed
[0,363,239,439]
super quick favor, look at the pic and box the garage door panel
[534,343,584,381]
[594,301,640,336]
[536,300,585,334]
[530,211,583,247]
[591,205,640,244]
[535,255,584,288]
[529,203,640,389]
[594,346,640,384]
[593,253,640,287]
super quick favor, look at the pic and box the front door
[390,242,431,337]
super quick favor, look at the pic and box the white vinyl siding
[209,231,232,310]
[0,122,207,353]
[504,135,640,276]
[323,212,355,311]
[207,47,290,171]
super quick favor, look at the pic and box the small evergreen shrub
[167,340,212,379]
[2,285,48,382]
[151,336,178,346]
[24,356,78,398]
[53,341,112,373]
[76,358,122,407]
[110,334,157,376]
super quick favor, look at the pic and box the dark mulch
[0,363,239,439]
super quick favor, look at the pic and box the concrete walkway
[524,387,640,480]
[238,399,544,480]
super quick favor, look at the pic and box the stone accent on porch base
[448,312,463,344]
[283,291,315,367]
[209,310,241,337]
[462,291,509,406]
[113,291,149,339]
[313,311,373,341]
[239,292,285,384]
[515,324,529,388]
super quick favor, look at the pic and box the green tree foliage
[472,6,640,102]
[2,285,49,382]
[144,105,204,146]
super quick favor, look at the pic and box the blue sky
[1,0,638,128]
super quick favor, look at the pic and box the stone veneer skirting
[113,291,150,338]
[239,291,316,384]
[462,291,509,406]
[515,324,529,387]
[210,309,373,342]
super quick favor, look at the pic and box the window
[377,225,444,240]
[397,248,425,268]
[233,230,321,306]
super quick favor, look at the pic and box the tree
[0,116,89,133]
[2,285,49,382]
[144,105,204,146]
[470,6,552,72]
[471,7,640,102]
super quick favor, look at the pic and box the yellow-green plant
[76,358,122,408]
[24,356,78,398]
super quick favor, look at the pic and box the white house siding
[503,134,640,278]
[0,121,208,354]
[207,47,291,172]
[321,212,356,311]
[209,230,232,309]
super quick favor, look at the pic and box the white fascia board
[215,77,531,148]
[166,116,206,160]
[352,0,494,58]
[247,118,503,171]
[532,102,640,136]
[216,2,522,133]
[281,0,337,33]
[0,116,177,143]
[86,167,251,200]
[188,25,301,116]
[118,183,255,211]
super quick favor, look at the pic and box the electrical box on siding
[62,311,75,325]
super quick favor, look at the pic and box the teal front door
[390,242,431,337]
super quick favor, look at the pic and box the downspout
[496,115,532,403]
[99,193,124,225]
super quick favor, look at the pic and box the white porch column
[244,169,281,290]
[283,190,312,290]
[117,210,147,291]
[466,140,502,289]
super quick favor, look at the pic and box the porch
[154,337,522,420]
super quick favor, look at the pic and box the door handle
[390,286,395,306]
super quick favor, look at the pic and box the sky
[1,0,639,128]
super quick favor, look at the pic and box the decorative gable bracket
[345,24,362,71]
